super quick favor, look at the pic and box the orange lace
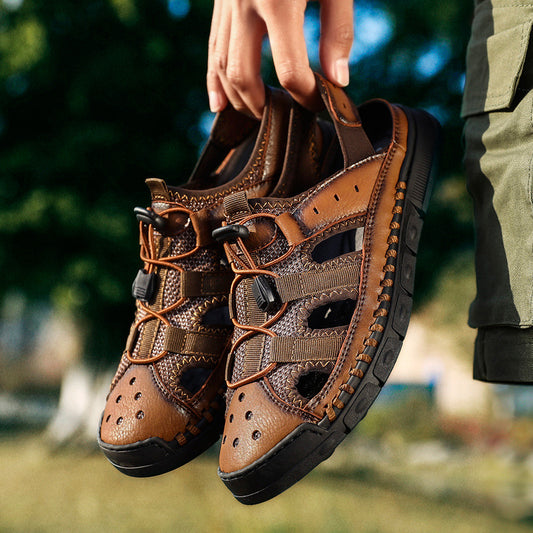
[126,205,200,365]
[223,213,302,389]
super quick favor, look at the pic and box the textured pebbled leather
[100,365,190,445]
[99,86,340,476]
[219,382,304,472]
[218,75,417,474]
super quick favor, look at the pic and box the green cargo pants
[462,0,533,383]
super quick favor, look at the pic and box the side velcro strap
[180,270,234,298]
[245,278,268,326]
[270,334,345,363]
[229,277,267,325]
[231,279,267,376]
[163,327,229,357]
[275,262,360,303]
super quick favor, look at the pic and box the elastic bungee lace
[222,210,369,390]
[222,212,301,389]
[126,205,200,365]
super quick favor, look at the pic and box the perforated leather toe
[100,365,188,446]
[219,382,302,473]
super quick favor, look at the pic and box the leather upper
[218,74,410,473]
[100,88,338,449]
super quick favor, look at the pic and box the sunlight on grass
[1,435,532,533]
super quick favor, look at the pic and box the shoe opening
[307,298,357,329]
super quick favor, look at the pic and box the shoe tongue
[222,190,291,254]
[145,177,205,212]
[146,178,171,202]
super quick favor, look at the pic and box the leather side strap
[275,212,306,246]
[270,334,345,363]
[163,327,229,357]
[180,270,234,298]
[286,154,384,238]
[315,73,375,167]
[189,207,214,247]
[275,262,360,303]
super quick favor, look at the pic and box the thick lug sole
[98,410,224,478]
[219,106,441,504]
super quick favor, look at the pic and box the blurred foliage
[0,0,474,364]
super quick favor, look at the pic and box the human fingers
[207,0,228,112]
[319,0,354,87]
[214,1,252,115]
[262,0,322,110]
[225,4,266,118]
[208,0,249,114]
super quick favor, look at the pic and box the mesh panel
[255,232,290,266]
[234,280,248,324]
[229,327,248,383]
[154,352,182,398]
[227,206,363,408]
[118,192,232,405]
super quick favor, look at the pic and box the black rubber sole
[219,106,441,504]
[98,409,224,477]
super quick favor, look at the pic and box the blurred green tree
[0,0,473,367]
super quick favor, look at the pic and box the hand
[207,0,354,118]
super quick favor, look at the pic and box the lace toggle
[132,269,158,302]
[134,206,167,233]
[252,275,280,313]
[212,223,250,243]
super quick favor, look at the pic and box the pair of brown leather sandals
[98,74,440,504]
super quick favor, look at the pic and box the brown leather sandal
[97,88,340,477]
[216,74,441,503]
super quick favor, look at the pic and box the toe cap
[100,365,189,446]
[219,381,303,473]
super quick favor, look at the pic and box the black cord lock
[134,207,167,233]
[252,275,280,313]
[212,224,250,243]
[132,269,158,302]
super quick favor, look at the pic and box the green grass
[1,434,532,533]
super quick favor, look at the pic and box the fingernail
[334,58,350,87]
[209,91,223,112]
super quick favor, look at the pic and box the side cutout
[297,371,329,400]
[181,367,212,396]
[311,227,364,263]
[201,305,231,327]
[308,299,357,329]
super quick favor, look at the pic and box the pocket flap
[461,19,532,118]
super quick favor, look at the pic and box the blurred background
[1,0,532,531]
